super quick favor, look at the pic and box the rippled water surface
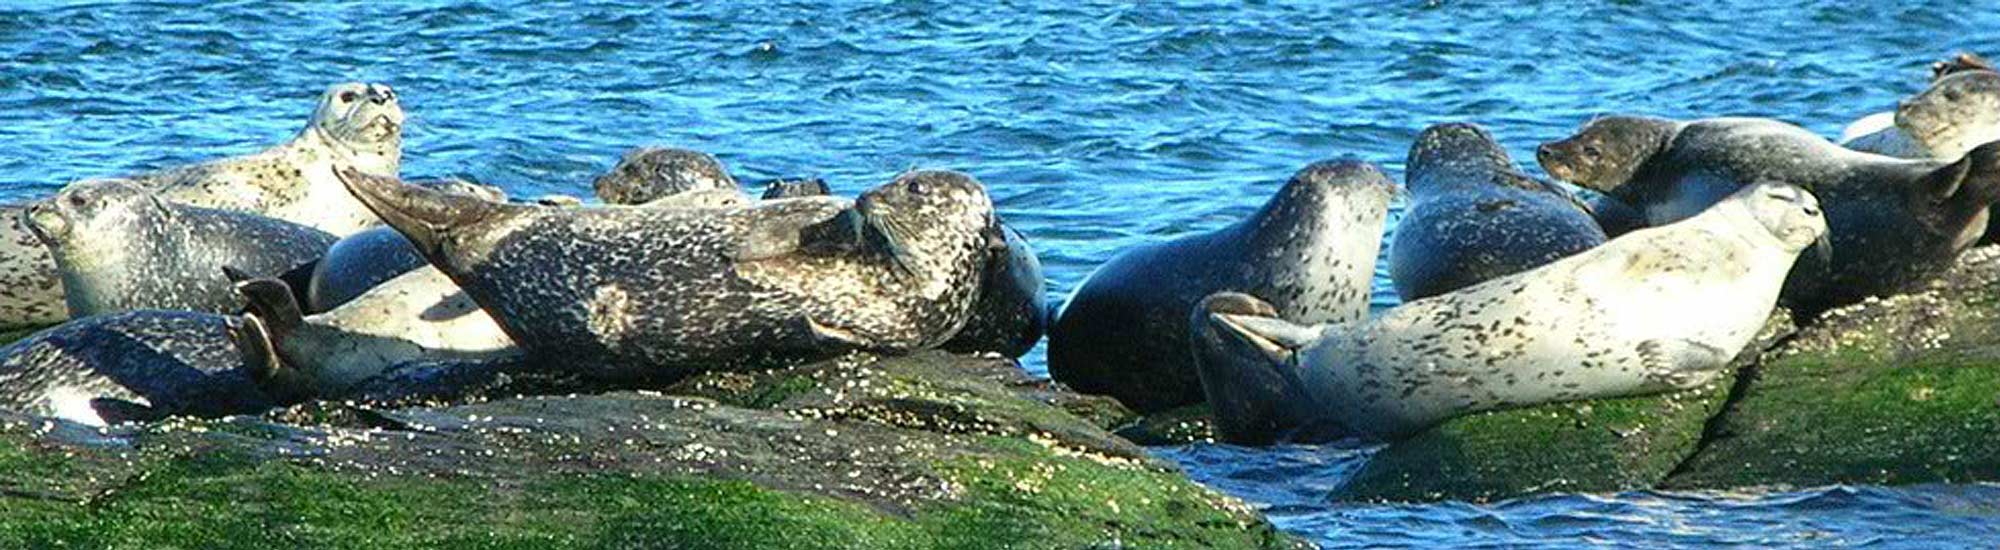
[4,1,1999,547]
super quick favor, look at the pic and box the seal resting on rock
[126,82,403,236]
[23,179,336,317]
[592,146,741,206]
[1048,160,1396,413]
[1193,181,1829,444]
[338,166,1001,380]
[0,307,301,426]
[1536,115,2000,315]
[234,271,517,399]
[1388,123,1606,301]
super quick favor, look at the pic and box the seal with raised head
[126,82,402,236]
[0,205,64,329]
[1844,56,2000,160]
[337,166,1001,380]
[24,179,336,317]
[235,270,517,399]
[592,146,742,206]
[1536,115,2000,315]
[1388,123,1606,301]
[0,307,303,426]
[1048,160,1397,413]
[1192,181,1828,444]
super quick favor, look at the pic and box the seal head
[593,147,739,206]
[1535,116,1679,192]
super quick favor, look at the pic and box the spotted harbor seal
[125,82,402,236]
[1843,56,2000,160]
[24,179,336,317]
[760,177,832,200]
[1536,115,2000,315]
[0,205,63,329]
[0,307,300,426]
[1192,181,1828,444]
[235,269,517,398]
[592,146,741,206]
[1048,160,1396,413]
[338,166,1001,379]
[1388,123,1606,301]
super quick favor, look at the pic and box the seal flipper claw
[1637,338,1731,388]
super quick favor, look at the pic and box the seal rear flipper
[231,314,316,404]
[88,398,159,425]
[333,166,528,263]
[1191,292,1335,445]
[1636,338,1732,389]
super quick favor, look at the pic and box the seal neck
[298,123,400,177]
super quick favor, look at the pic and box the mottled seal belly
[0,310,293,426]
[0,205,64,329]
[26,179,337,317]
[1537,115,2000,316]
[339,167,1000,380]
[238,269,518,399]
[1048,160,1396,413]
[127,82,404,236]
[1388,123,1606,301]
[1193,182,1828,444]
[592,146,742,206]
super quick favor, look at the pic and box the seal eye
[338,91,359,104]
[906,179,927,195]
[1581,145,1602,158]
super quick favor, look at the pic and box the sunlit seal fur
[338,167,1001,380]
[1536,115,2000,315]
[1388,123,1606,301]
[234,271,517,399]
[0,205,64,329]
[0,308,301,426]
[1843,57,2000,160]
[1047,160,1397,413]
[23,179,336,317]
[592,146,741,206]
[305,178,511,312]
[126,82,403,235]
[1193,182,1828,444]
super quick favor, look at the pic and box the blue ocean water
[2,1,1998,547]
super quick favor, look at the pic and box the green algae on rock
[0,351,1305,549]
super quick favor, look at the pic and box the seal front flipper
[794,315,873,352]
[1636,338,1732,389]
[736,208,866,261]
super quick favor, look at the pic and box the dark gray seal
[592,146,740,206]
[1193,182,1828,443]
[0,308,300,426]
[1388,123,1606,301]
[337,166,1001,380]
[23,179,337,317]
[1047,160,1397,413]
[1536,115,2000,315]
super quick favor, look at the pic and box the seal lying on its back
[1193,182,1828,444]
[0,206,63,329]
[24,179,336,317]
[339,167,1001,380]
[234,270,517,399]
[126,82,403,236]
[1536,115,2000,315]
[1048,161,1396,413]
[0,308,300,426]
[1843,54,2000,160]
[592,146,742,206]
[1388,123,1606,301]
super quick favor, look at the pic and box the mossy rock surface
[0,351,1304,549]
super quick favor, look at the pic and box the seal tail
[1917,140,2000,237]
[1189,292,1332,445]
[334,166,524,262]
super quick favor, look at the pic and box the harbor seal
[592,146,740,206]
[1388,123,1607,301]
[0,205,63,329]
[235,270,517,398]
[1843,58,2000,160]
[126,82,403,235]
[1192,181,1829,443]
[338,166,1001,380]
[760,177,832,200]
[1048,160,1397,413]
[1536,115,2000,315]
[24,179,337,317]
[0,308,299,426]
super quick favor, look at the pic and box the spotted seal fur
[1536,115,2000,315]
[1192,181,1828,443]
[338,167,1001,380]
[0,307,300,426]
[1844,55,2000,160]
[1048,160,1396,413]
[592,146,742,206]
[1388,123,1606,301]
[0,205,64,329]
[126,82,403,235]
[23,179,336,317]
